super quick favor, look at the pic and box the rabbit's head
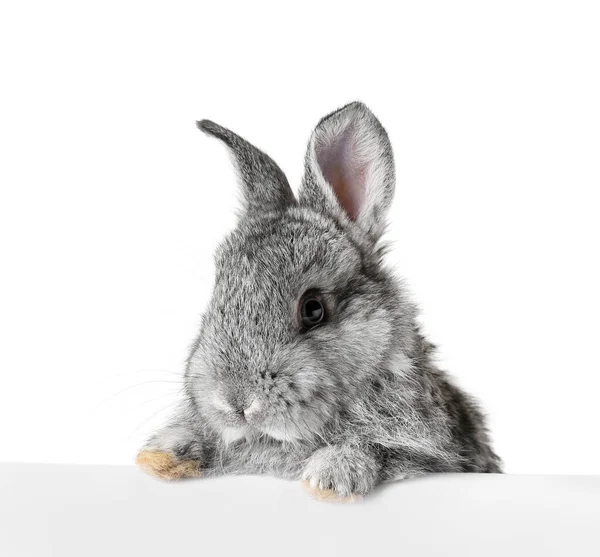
[186,103,414,444]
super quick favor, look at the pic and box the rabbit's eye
[299,291,326,330]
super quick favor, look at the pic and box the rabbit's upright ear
[299,102,395,243]
[197,120,296,214]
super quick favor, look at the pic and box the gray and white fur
[139,102,502,497]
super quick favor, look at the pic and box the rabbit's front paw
[136,450,202,481]
[301,445,379,502]
[137,418,205,480]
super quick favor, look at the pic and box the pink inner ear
[316,126,366,221]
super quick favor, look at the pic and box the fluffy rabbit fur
[137,102,502,500]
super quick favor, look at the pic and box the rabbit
[136,101,502,500]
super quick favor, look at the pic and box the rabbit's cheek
[259,398,332,443]
[334,308,392,374]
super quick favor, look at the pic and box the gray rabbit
[137,102,502,500]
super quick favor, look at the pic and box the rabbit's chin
[217,423,303,445]
[220,426,248,445]
[259,424,303,443]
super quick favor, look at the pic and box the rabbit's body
[138,103,501,498]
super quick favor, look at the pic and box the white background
[0,1,598,473]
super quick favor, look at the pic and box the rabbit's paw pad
[301,446,378,502]
[301,480,361,503]
[136,450,202,480]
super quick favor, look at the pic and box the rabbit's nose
[234,399,262,422]
[243,399,262,421]
[212,393,244,416]
[214,392,261,422]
